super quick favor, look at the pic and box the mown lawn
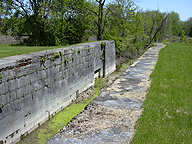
[132,43,192,143]
[0,41,97,59]
[0,44,64,59]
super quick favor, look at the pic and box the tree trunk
[149,14,169,45]
[96,0,105,40]
[97,2,103,40]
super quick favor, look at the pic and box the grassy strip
[0,45,63,59]
[0,41,99,59]
[132,43,192,144]
[18,78,106,144]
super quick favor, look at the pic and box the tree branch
[14,0,28,17]
[149,14,169,44]
[89,9,98,16]
[102,9,110,34]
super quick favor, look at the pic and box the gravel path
[47,43,165,144]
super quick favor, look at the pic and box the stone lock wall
[0,41,116,144]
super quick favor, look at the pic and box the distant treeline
[0,0,192,55]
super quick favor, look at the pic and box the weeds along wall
[0,41,116,144]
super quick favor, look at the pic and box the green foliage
[94,77,106,97]
[180,30,186,43]
[51,53,60,61]
[129,60,133,65]
[1,0,90,46]
[140,10,167,43]
[168,12,182,37]
[41,57,46,62]
[188,24,192,37]
[45,82,50,87]
[101,42,105,47]
[102,0,139,55]
[180,30,192,43]
[59,50,63,57]
[0,0,188,55]
[78,49,81,54]
[182,17,192,37]
[65,58,69,63]
[100,53,104,60]
[0,102,4,108]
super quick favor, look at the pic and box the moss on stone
[101,42,105,47]
[41,57,46,62]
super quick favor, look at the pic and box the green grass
[132,43,192,144]
[0,44,63,59]
[18,78,106,144]
[0,41,98,59]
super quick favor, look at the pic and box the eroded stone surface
[0,41,116,144]
[47,43,165,144]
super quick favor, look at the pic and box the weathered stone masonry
[0,41,116,144]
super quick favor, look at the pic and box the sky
[135,0,192,21]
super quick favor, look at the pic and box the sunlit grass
[0,41,99,59]
[132,43,192,144]
[0,44,63,59]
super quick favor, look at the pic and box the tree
[88,0,109,40]
[96,0,106,40]
[0,0,185,48]
[103,0,136,51]
[183,17,192,37]
[1,0,91,45]
[50,0,91,44]
[169,12,182,36]
[189,25,192,37]
[140,10,170,45]
[0,1,3,29]
[149,14,169,44]
[1,0,57,45]
[130,11,147,51]
[63,0,91,44]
